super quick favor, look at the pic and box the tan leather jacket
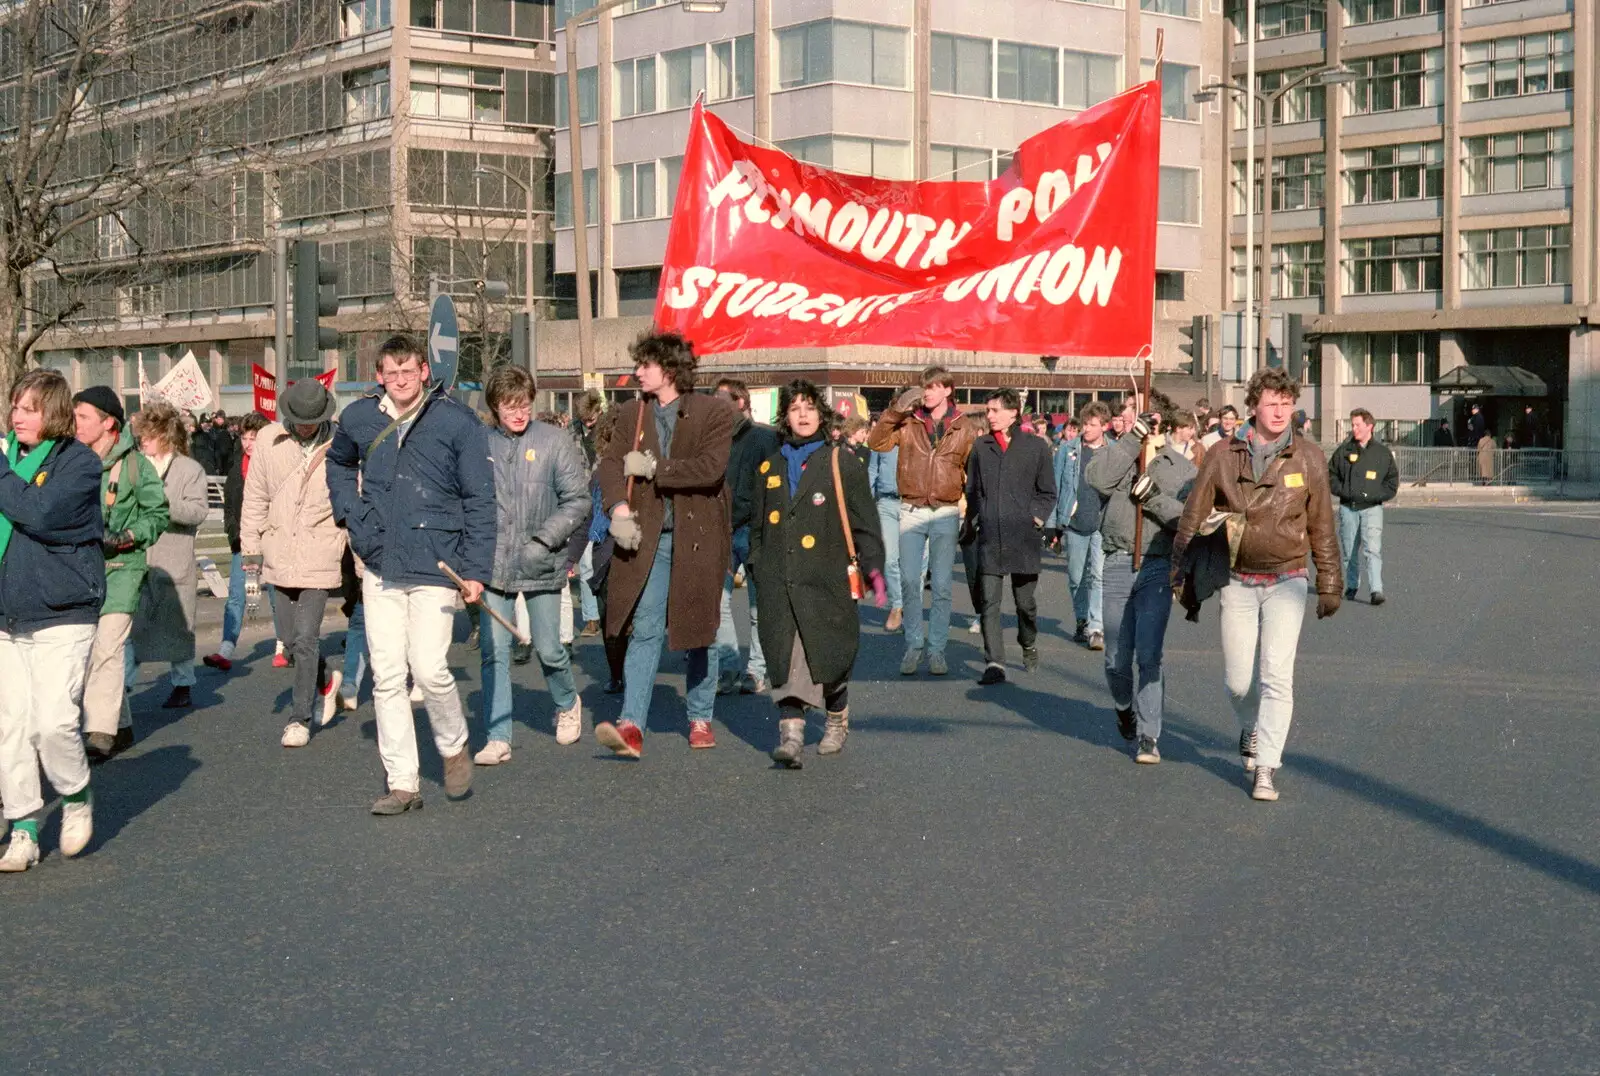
[867,405,984,508]
[1172,433,1342,596]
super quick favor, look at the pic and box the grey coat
[1085,436,1196,559]
[487,419,591,594]
[133,454,210,663]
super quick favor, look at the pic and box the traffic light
[293,239,340,368]
[511,311,537,376]
[1177,314,1209,380]
[1285,313,1305,380]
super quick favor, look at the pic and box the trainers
[409,682,424,704]
[512,642,533,666]
[60,796,93,857]
[603,678,625,695]
[929,651,948,676]
[580,619,601,637]
[1116,708,1137,742]
[1344,588,1357,601]
[442,747,473,798]
[595,720,643,759]
[1239,728,1258,771]
[272,642,291,668]
[0,829,39,872]
[162,686,192,709]
[371,789,423,815]
[281,721,310,748]
[716,671,741,696]
[202,653,233,672]
[1022,646,1039,673]
[900,649,922,676]
[967,617,982,634]
[85,730,123,763]
[884,607,903,633]
[739,674,768,694]
[978,663,1006,686]
[1252,766,1279,802]
[1072,620,1088,644]
[1370,592,1386,606]
[473,740,512,766]
[1087,631,1105,652]
[339,692,359,712]
[554,700,582,745]
[688,720,716,749]
[1134,736,1160,764]
[319,670,343,727]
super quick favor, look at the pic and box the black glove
[1130,412,1161,440]
[101,530,136,557]
[1131,473,1156,504]
[1316,593,1340,620]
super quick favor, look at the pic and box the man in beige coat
[241,380,348,748]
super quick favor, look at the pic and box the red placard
[313,369,338,391]
[654,81,1161,358]
[252,363,277,419]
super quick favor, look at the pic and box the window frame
[1341,234,1443,295]
[1460,225,1572,290]
[1342,141,1443,205]
[777,19,909,90]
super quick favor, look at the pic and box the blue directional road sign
[428,294,460,390]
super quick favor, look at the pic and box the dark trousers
[276,586,329,724]
[978,572,1039,665]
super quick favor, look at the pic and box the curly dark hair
[629,330,697,393]
[777,379,835,440]
[1245,367,1302,408]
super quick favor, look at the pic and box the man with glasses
[327,334,495,815]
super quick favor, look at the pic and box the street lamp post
[473,164,550,368]
[565,0,727,388]
[1196,65,1355,378]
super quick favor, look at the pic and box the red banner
[654,81,1161,357]
[313,369,338,391]
[252,363,276,420]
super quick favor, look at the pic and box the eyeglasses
[381,368,424,384]
[497,403,533,417]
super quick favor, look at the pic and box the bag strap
[105,456,125,508]
[830,447,857,565]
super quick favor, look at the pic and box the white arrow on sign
[430,323,457,356]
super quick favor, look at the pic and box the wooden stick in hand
[436,560,529,645]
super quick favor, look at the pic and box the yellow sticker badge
[759,460,771,474]
[33,471,47,486]
[766,475,782,489]
[1284,472,1305,488]
[524,449,537,462]
[800,535,816,549]
[1348,453,1359,463]
[768,510,780,524]
[1365,470,1377,480]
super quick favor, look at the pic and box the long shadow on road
[80,745,201,856]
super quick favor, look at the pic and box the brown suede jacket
[1172,432,1343,596]
[866,405,985,508]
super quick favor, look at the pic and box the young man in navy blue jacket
[326,334,495,815]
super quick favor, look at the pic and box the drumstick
[436,560,530,645]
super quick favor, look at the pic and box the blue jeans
[1101,552,1173,741]
[899,504,959,656]
[343,601,367,700]
[223,553,246,646]
[1065,529,1104,634]
[479,588,576,745]
[715,526,766,684]
[876,497,903,611]
[577,543,600,624]
[1338,504,1384,596]
[622,531,715,730]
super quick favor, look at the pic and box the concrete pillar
[1318,335,1344,443]
[1566,325,1599,481]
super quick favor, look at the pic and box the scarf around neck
[780,432,827,496]
[0,434,56,563]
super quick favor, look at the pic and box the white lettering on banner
[663,243,1122,326]
[995,144,1114,242]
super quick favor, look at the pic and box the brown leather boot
[770,717,805,768]
[817,708,849,755]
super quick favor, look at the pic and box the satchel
[829,448,865,600]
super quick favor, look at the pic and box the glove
[611,513,643,551]
[623,449,658,480]
[867,569,888,609]
[100,529,136,557]
[893,386,923,413]
[1131,472,1156,504]
[1316,593,1340,620]
[1129,412,1159,440]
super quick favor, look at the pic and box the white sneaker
[473,741,512,766]
[319,670,344,727]
[339,692,359,712]
[60,798,93,858]
[281,721,310,748]
[409,682,424,704]
[555,700,583,745]
[0,829,39,872]
[1252,766,1280,802]
[967,617,982,634]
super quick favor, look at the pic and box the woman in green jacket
[71,387,169,760]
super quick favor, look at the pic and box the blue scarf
[780,437,827,497]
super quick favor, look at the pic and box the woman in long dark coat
[749,380,886,767]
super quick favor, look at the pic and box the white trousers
[0,623,96,820]
[363,572,468,794]
[1219,577,1309,772]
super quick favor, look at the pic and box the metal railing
[1389,447,1600,490]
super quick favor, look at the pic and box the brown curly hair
[131,400,190,456]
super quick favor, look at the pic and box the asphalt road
[2,506,1597,1074]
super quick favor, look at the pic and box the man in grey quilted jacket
[474,365,592,764]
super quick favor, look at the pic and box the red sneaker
[594,720,642,759]
[688,720,716,750]
[271,653,290,669]
[202,653,233,672]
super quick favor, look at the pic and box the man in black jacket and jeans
[714,378,779,694]
[1328,407,1399,605]
[962,389,1057,686]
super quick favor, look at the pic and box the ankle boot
[818,707,849,755]
[770,717,806,767]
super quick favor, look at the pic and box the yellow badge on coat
[766,475,782,489]
[801,535,816,549]
[1365,470,1377,480]
[759,460,771,474]
[768,510,780,524]
[1348,453,1359,463]
[1284,472,1305,488]
[524,449,537,462]
[33,471,47,486]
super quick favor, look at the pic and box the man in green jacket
[72,387,169,761]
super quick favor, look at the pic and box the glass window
[343,67,390,123]
[617,56,658,116]
[663,45,707,109]
[664,155,684,209]
[1342,235,1442,294]
[1349,49,1442,114]
[1231,242,1324,301]
[1342,141,1442,204]
[1233,153,1326,213]
[1141,0,1197,14]
[1158,167,1200,223]
[931,144,998,181]
[1247,0,1323,39]
[1063,50,1119,110]
[710,37,756,100]
[932,33,993,98]
[554,67,599,126]
[997,42,1057,105]
[778,21,906,89]
[1462,129,1572,195]
[343,0,391,37]
[1462,33,1573,102]
[616,161,659,221]
[1346,0,1442,24]
[1461,226,1572,289]
[777,137,910,179]
[554,168,598,229]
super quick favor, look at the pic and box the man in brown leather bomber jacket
[867,366,985,677]
[1171,367,1342,804]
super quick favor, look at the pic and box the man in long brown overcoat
[593,332,734,759]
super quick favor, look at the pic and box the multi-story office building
[1222,0,1596,449]
[549,0,1228,416]
[19,0,558,413]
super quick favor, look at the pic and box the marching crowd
[0,329,1404,870]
